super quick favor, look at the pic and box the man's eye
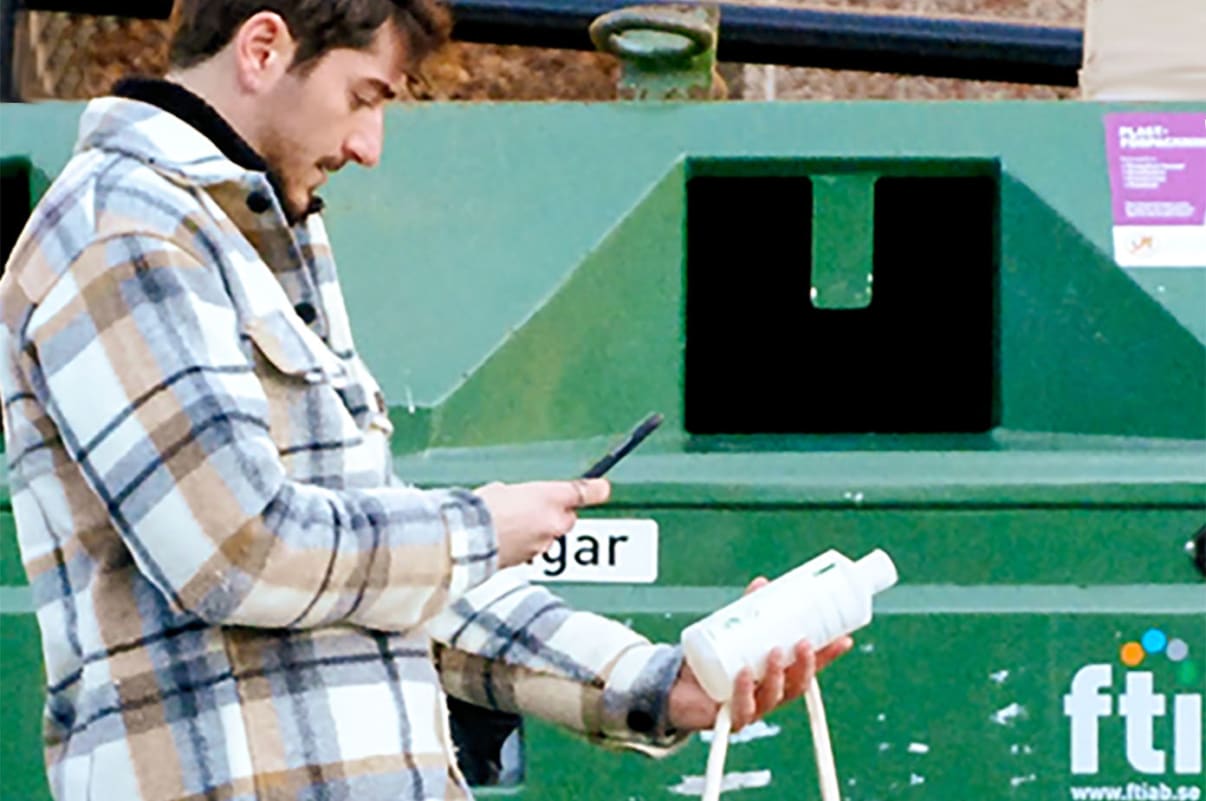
[351,94,372,109]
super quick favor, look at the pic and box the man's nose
[344,108,384,167]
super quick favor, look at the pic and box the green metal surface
[1,612,47,801]
[811,173,876,308]
[0,513,48,801]
[512,611,1205,801]
[1,98,1204,800]
[8,101,1200,441]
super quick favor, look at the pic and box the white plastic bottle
[681,549,898,702]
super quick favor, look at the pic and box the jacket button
[294,302,317,324]
[247,191,272,213]
[626,709,655,734]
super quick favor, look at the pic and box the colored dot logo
[1120,627,1198,685]
[1120,641,1145,667]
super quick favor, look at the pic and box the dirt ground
[14,1,1085,102]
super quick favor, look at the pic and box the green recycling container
[2,99,1203,801]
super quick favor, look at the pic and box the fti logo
[1064,628,1203,776]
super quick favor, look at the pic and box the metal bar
[10,0,1085,86]
[450,0,601,51]
[448,0,1083,86]
[718,3,1083,85]
[17,0,173,17]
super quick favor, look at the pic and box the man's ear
[232,11,297,93]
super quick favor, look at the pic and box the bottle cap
[855,549,898,595]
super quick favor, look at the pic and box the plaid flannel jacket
[0,92,684,801]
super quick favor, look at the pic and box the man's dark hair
[169,0,451,72]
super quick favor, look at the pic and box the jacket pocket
[243,308,349,386]
[242,308,394,486]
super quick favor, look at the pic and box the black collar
[114,77,266,171]
[112,77,324,221]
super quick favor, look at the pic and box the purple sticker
[1105,112,1206,227]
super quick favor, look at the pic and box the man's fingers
[557,510,578,536]
[570,478,611,507]
[815,636,854,672]
[781,641,814,700]
[754,648,786,715]
[742,576,770,596]
[725,638,850,733]
[730,668,756,730]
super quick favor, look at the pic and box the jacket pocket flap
[244,309,347,384]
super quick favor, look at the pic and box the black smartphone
[580,412,664,478]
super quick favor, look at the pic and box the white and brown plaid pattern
[0,94,684,801]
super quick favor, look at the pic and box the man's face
[252,23,410,219]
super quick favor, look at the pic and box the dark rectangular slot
[685,173,996,434]
[1,158,32,276]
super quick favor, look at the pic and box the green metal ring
[589,7,717,64]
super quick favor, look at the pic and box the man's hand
[667,577,854,733]
[475,479,611,569]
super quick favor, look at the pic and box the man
[0,2,851,799]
